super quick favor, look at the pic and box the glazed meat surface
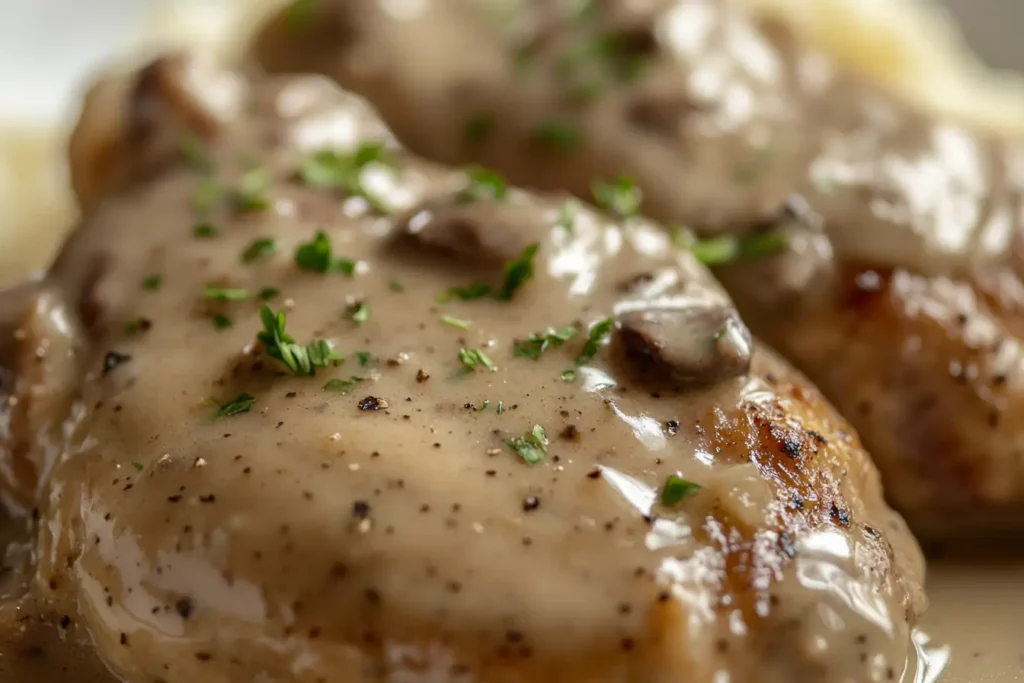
[253,0,1024,538]
[0,55,926,683]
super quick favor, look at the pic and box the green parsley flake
[438,282,493,304]
[576,317,615,366]
[142,275,164,291]
[555,201,577,233]
[215,393,256,418]
[355,351,373,367]
[389,281,405,292]
[689,232,788,267]
[295,230,357,274]
[496,401,506,415]
[323,377,365,394]
[531,119,580,151]
[561,369,577,382]
[242,238,276,263]
[204,285,249,301]
[591,176,641,218]
[213,314,233,330]
[508,425,548,465]
[193,222,218,238]
[497,243,539,301]
[193,177,222,212]
[660,474,702,507]
[131,461,145,472]
[465,114,494,146]
[459,347,496,373]
[180,133,212,172]
[258,287,280,300]
[299,143,392,212]
[441,314,471,330]
[257,304,342,376]
[457,166,508,203]
[514,326,578,360]
[477,400,490,412]
[234,167,272,211]
[347,302,370,324]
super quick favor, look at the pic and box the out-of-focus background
[0,0,1022,285]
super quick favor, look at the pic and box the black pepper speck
[103,351,132,375]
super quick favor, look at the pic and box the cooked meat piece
[0,54,924,683]
[252,0,1024,540]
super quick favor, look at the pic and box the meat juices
[0,54,924,682]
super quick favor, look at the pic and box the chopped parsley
[192,177,222,212]
[299,143,392,212]
[193,222,218,238]
[323,377,365,394]
[458,347,496,373]
[576,317,615,366]
[591,176,641,218]
[355,351,373,366]
[555,201,577,233]
[123,318,151,336]
[214,393,256,418]
[295,230,357,274]
[233,167,272,211]
[257,304,342,376]
[508,425,547,465]
[457,166,508,203]
[441,314,471,330]
[131,461,145,472]
[388,281,405,293]
[660,474,702,507]
[258,287,280,300]
[531,119,580,151]
[514,326,578,360]
[242,238,276,263]
[204,285,249,301]
[689,232,788,266]
[347,302,370,324]
[497,243,539,300]
[477,400,490,412]
[212,314,233,330]
[180,133,212,172]
[561,369,577,382]
[464,114,494,145]
[496,401,506,415]
[141,274,164,291]
[438,282,493,303]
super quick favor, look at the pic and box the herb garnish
[204,285,249,301]
[689,232,788,266]
[660,474,702,507]
[295,230,357,274]
[193,177,221,212]
[213,314,233,330]
[497,243,538,300]
[508,425,548,465]
[561,369,577,382]
[323,377,365,394]
[458,348,497,373]
[388,281,405,292]
[215,393,256,418]
[258,287,280,300]
[193,222,218,238]
[142,275,164,291]
[285,0,316,29]
[457,166,508,203]
[300,143,392,212]
[477,400,490,412]
[234,167,272,211]
[531,119,580,151]
[555,201,577,233]
[441,314,471,329]
[242,238,276,263]
[496,401,506,415]
[257,304,342,376]
[514,326,578,360]
[576,317,615,365]
[591,176,641,218]
[180,133,212,172]
[438,282,493,303]
[347,302,370,324]
[131,461,145,472]
[355,351,373,366]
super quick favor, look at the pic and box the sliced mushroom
[617,303,753,386]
